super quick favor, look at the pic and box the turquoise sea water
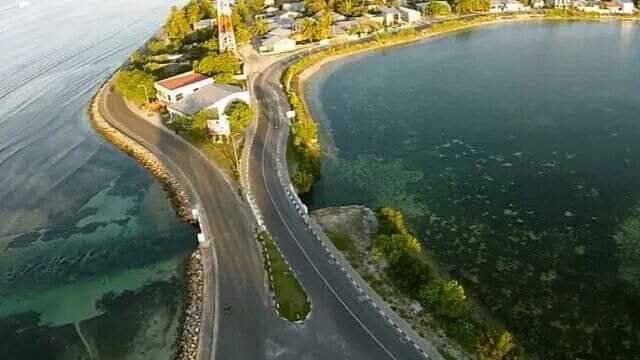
[305,22,640,359]
[0,0,196,358]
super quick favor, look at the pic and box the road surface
[248,51,443,360]
[100,71,440,358]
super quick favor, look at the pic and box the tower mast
[217,0,237,52]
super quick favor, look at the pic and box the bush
[147,40,168,55]
[195,52,241,78]
[224,101,252,134]
[114,70,156,107]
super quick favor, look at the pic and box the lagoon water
[0,0,195,359]
[305,22,640,359]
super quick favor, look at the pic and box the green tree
[385,253,431,295]
[168,115,193,133]
[252,18,269,36]
[147,40,168,55]
[165,6,191,42]
[195,52,241,78]
[202,39,219,52]
[128,51,146,69]
[424,1,452,16]
[290,118,318,147]
[231,11,252,45]
[419,279,467,319]
[477,330,518,360]
[249,0,266,13]
[454,0,490,13]
[336,0,355,15]
[114,70,156,107]
[186,1,203,28]
[198,0,216,18]
[316,11,332,40]
[299,17,318,41]
[305,0,328,14]
[225,101,252,134]
[192,109,217,132]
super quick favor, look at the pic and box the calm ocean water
[305,22,640,359]
[0,0,196,359]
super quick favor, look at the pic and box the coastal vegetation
[114,70,156,107]
[373,208,520,358]
[258,232,311,322]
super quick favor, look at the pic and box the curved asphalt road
[249,52,441,360]
[100,73,438,358]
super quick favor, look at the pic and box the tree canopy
[454,0,490,14]
[225,101,252,134]
[424,1,452,16]
[195,52,241,78]
[305,0,328,14]
[165,6,191,42]
[186,0,203,27]
[192,109,217,131]
[114,70,156,107]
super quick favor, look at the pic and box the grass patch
[258,231,310,322]
[164,120,239,180]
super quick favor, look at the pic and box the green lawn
[259,232,310,322]
[174,125,239,180]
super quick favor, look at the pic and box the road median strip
[257,231,311,322]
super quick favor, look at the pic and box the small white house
[279,10,303,21]
[259,36,296,54]
[398,6,422,23]
[620,0,636,13]
[532,0,545,8]
[282,1,305,12]
[490,0,526,12]
[194,19,214,30]
[207,118,231,136]
[313,11,347,22]
[379,7,402,26]
[167,83,250,119]
[154,71,213,103]
[546,0,571,8]
[415,1,452,13]
[264,0,275,6]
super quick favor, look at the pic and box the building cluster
[257,1,425,54]
[254,0,635,54]
[546,0,636,13]
[154,71,250,139]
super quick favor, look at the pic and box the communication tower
[217,0,237,52]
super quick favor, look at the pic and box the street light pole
[229,133,241,177]
[137,84,149,107]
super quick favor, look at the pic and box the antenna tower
[217,0,237,52]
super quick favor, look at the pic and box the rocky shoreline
[172,251,204,360]
[89,76,205,360]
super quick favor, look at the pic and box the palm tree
[299,18,318,42]
[252,18,269,36]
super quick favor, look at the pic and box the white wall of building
[154,77,213,103]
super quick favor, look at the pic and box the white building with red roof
[154,71,214,103]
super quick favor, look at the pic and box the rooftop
[156,71,210,91]
[168,83,246,117]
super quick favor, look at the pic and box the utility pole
[229,133,241,177]
[136,84,149,107]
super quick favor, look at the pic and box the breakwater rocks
[89,78,205,360]
[173,250,204,360]
[88,79,192,221]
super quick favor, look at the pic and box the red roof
[157,72,209,90]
